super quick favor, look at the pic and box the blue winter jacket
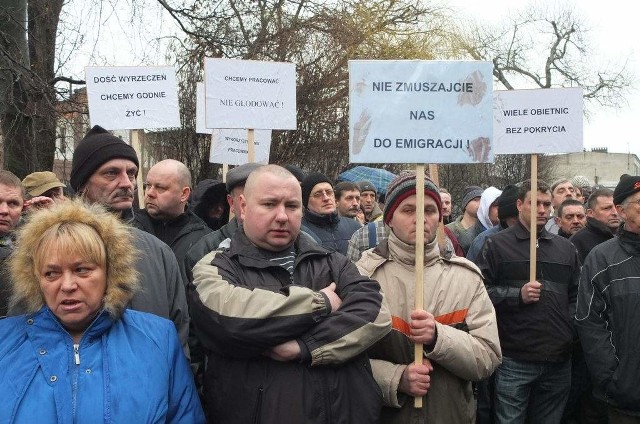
[0,307,205,423]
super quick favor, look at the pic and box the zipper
[72,343,80,420]
[253,387,264,424]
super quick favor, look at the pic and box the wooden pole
[131,129,145,208]
[414,164,425,408]
[247,129,256,163]
[529,154,538,282]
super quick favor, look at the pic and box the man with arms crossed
[189,165,391,423]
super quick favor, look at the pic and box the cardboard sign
[196,82,210,135]
[493,87,584,154]
[204,58,296,130]
[349,60,494,164]
[85,66,180,129]
[209,129,271,165]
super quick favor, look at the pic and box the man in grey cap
[359,181,383,223]
[446,185,483,255]
[68,125,189,352]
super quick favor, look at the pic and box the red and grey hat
[383,171,442,224]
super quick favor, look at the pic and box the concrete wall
[548,151,640,189]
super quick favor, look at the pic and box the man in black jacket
[134,159,211,278]
[555,198,586,238]
[576,175,640,423]
[570,188,620,263]
[564,192,614,424]
[301,172,361,255]
[476,179,579,424]
[189,165,391,423]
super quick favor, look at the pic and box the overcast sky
[448,0,639,157]
[63,0,639,158]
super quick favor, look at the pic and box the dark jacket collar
[513,219,553,241]
[303,208,340,227]
[228,227,330,267]
[618,225,640,256]
[557,228,572,239]
[585,216,615,237]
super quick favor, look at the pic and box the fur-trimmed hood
[9,199,139,320]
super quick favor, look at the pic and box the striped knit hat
[383,171,442,224]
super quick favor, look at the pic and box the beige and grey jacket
[357,231,502,424]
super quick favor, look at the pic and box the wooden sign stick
[247,129,256,163]
[529,154,538,282]
[414,164,425,408]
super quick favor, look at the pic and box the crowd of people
[0,124,638,424]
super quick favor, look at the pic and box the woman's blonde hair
[10,199,139,319]
[33,222,107,275]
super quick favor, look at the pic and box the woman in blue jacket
[0,199,205,423]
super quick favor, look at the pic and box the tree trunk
[0,0,29,170]
[0,0,62,177]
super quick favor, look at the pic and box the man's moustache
[114,190,134,198]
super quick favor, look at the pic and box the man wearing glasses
[301,172,361,255]
[575,174,640,423]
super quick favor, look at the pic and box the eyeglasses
[311,189,335,199]
[624,198,640,207]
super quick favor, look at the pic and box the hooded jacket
[575,226,640,415]
[477,186,502,230]
[0,200,204,423]
[189,229,391,423]
[357,231,502,424]
[190,179,229,231]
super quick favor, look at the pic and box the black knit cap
[283,164,306,183]
[498,184,519,221]
[613,174,640,205]
[70,125,139,192]
[301,172,333,208]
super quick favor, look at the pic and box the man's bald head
[144,159,192,221]
[240,165,303,251]
[244,165,300,199]
[151,159,192,188]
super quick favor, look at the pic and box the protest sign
[85,66,180,129]
[349,60,493,164]
[196,82,210,134]
[494,87,583,282]
[493,87,583,154]
[209,129,271,165]
[204,58,296,130]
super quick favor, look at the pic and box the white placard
[85,66,180,129]
[493,87,583,154]
[209,129,271,165]
[204,58,296,130]
[195,82,210,134]
[349,60,494,164]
